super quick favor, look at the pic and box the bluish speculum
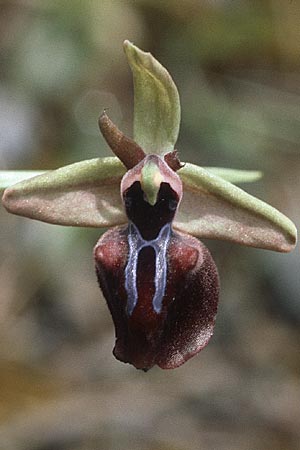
[123,180,179,316]
[125,222,171,315]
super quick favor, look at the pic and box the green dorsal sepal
[124,40,180,155]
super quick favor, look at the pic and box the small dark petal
[164,150,183,171]
[98,112,146,169]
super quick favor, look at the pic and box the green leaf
[175,162,297,252]
[203,167,262,184]
[2,157,127,228]
[0,171,47,190]
[124,40,180,155]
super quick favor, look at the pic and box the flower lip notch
[0,40,298,371]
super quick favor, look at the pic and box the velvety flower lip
[0,40,297,370]
[94,223,219,371]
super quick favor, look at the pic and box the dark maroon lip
[94,226,219,371]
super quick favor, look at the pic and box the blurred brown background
[0,1,300,449]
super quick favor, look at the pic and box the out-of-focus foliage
[0,1,299,449]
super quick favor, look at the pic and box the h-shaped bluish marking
[125,222,171,315]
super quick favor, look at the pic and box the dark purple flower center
[123,181,179,240]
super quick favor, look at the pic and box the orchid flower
[1,41,297,371]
